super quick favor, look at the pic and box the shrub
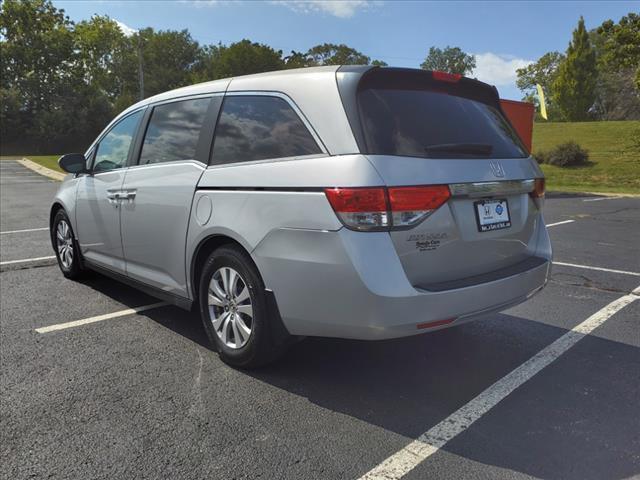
[545,141,589,167]
[533,151,548,164]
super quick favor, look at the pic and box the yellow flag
[536,84,548,120]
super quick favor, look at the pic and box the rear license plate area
[474,199,511,232]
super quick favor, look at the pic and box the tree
[74,16,133,100]
[214,39,284,78]
[516,51,564,94]
[283,50,316,69]
[553,17,598,121]
[136,28,201,97]
[371,59,388,67]
[516,51,564,120]
[589,13,640,120]
[306,43,370,65]
[597,13,640,85]
[0,0,76,151]
[420,46,475,75]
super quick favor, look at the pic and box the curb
[18,157,66,181]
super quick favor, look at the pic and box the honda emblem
[489,161,505,178]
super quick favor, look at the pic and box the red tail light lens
[531,178,545,198]
[388,185,451,227]
[432,71,462,83]
[530,178,545,209]
[324,185,450,231]
[324,187,389,230]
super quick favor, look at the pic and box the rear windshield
[357,73,527,159]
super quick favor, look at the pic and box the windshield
[358,86,528,159]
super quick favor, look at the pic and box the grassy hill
[533,121,640,194]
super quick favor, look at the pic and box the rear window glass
[139,98,210,165]
[211,96,321,165]
[358,85,527,159]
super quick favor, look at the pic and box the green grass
[25,155,63,172]
[0,155,63,172]
[533,120,640,194]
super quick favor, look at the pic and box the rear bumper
[253,224,551,340]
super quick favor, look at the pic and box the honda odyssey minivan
[51,66,551,367]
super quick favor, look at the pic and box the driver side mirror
[58,153,87,174]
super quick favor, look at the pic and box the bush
[545,141,590,167]
[533,151,548,164]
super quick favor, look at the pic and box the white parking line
[0,227,48,235]
[546,220,575,227]
[35,302,168,333]
[0,255,56,266]
[583,197,621,202]
[359,285,640,480]
[554,261,640,277]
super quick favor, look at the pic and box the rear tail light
[388,185,451,227]
[324,185,450,231]
[531,178,545,198]
[324,188,388,231]
[530,178,545,209]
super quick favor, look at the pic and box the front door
[75,110,144,272]
[120,97,215,296]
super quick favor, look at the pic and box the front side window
[139,98,210,165]
[94,110,143,172]
[211,96,321,165]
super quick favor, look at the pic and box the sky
[55,0,638,100]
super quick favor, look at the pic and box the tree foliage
[420,46,476,75]
[518,13,639,121]
[306,43,371,65]
[552,17,598,121]
[597,13,640,75]
[214,40,284,78]
[516,51,564,120]
[0,1,386,154]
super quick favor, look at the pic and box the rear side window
[211,96,321,165]
[357,73,527,159]
[139,98,210,165]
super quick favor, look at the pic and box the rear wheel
[52,209,85,279]
[198,245,288,368]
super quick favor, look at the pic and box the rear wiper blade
[424,143,493,156]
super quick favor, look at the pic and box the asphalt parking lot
[1,159,639,480]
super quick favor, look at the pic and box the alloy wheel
[56,220,74,269]
[208,267,253,349]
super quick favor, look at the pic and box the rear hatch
[344,67,545,288]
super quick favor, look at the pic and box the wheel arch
[49,202,66,248]
[189,234,259,302]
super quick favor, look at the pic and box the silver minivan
[51,66,551,367]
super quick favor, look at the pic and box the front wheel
[52,209,85,279]
[198,245,288,368]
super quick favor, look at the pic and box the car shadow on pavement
[79,275,640,480]
[248,317,639,480]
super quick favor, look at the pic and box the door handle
[121,190,136,202]
[106,190,135,205]
[106,191,119,205]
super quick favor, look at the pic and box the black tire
[52,209,85,280]
[198,244,288,368]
